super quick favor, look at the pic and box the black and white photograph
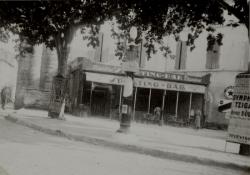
[0,0,249,175]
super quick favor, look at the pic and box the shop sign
[137,70,186,81]
[227,73,250,145]
[133,78,205,93]
[86,72,205,93]
[86,72,124,85]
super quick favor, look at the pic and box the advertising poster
[227,73,250,145]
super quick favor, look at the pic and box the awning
[86,72,206,94]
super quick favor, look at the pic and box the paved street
[3,108,250,169]
[0,112,249,175]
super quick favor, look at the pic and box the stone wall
[40,45,58,90]
[15,44,57,109]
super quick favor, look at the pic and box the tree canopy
[0,0,248,71]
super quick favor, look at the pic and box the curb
[5,114,250,172]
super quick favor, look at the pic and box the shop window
[206,43,220,69]
[175,41,187,70]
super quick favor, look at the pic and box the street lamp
[117,27,139,133]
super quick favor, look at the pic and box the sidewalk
[2,108,250,171]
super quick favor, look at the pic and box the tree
[109,0,248,58]
[0,1,117,76]
[1,1,248,72]
[0,0,249,152]
[0,0,117,119]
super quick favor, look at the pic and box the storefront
[67,59,209,126]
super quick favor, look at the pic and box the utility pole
[117,27,139,133]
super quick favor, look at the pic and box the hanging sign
[123,76,133,97]
[227,73,250,145]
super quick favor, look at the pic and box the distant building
[0,45,17,102]
[15,45,57,109]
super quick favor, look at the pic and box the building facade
[67,57,209,127]
[15,20,249,127]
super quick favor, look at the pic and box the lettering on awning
[86,72,205,93]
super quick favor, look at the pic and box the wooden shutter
[94,33,104,62]
[206,43,220,69]
[138,39,146,68]
[175,41,187,70]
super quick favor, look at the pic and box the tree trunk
[48,26,77,119]
[57,54,68,77]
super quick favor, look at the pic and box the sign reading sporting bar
[227,73,250,145]
[86,72,206,93]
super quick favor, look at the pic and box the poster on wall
[227,73,250,145]
[48,76,67,118]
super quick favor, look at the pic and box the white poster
[227,73,250,145]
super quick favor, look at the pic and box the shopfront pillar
[117,73,134,133]
[132,87,138,121]
[188,93,193,121]
[175,91,179,119]
[89,82,93,115]
[148,88,152,114]
[118,85,123,115]
[160,90,166,125]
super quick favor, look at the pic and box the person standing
[1,87,10,110]
[195,109,201,129]
[154,106,161,121]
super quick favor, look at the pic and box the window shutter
[94,33,104,62]
[138,39,146,68]
[180,41,187,69]
[206,43,220,69]
[175,41,181,69]
[175,41,187,70]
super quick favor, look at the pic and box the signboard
[122,104,128,114]
[218,99,232,112]
[133,77,205,93]
[227,73,250,145]
[121,61,139,73]
[123,76,133,97]
[86,72,206,93]
[137,70,186,81]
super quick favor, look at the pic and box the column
[118,85,123,114]
[148,88,152,114]
[133,87,138,121]
[89,82,93,115]
[188,93,193,122]
[160,90,166,125]
[175,91,179,120]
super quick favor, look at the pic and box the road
[0,115,248,175]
